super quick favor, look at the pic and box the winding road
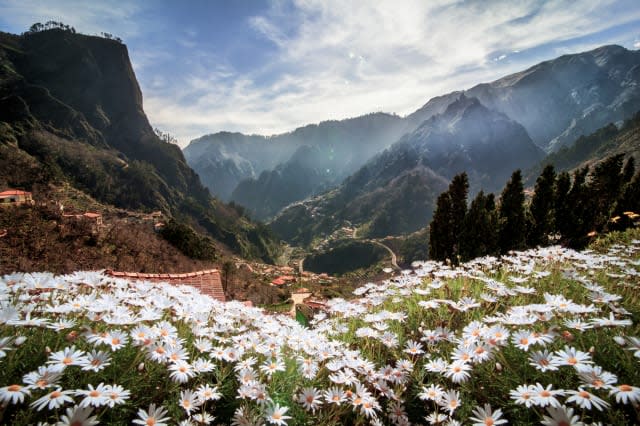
[371,240,400,270]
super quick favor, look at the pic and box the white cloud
[634,40,640,48]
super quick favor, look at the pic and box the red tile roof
[105,269,225,302]
[0,190,31,197]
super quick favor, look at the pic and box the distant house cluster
[62,212,103,226]
[0,189,33,206]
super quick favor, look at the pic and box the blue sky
[1,0,640,146]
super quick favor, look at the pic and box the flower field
[1,230,639,425]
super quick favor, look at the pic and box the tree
[498,170,526,253]
[429,191,453,261]
[553,171,572,240]
[527,164,556,247]
[565,167,591,247]
[612,168,640,230]
[448,173,469,260]
[622,157,635,184]
[589,154,625,231]
[428,173,468,262]
[460,191,498,261]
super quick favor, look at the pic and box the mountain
[527,110,640,182]
[186,45,639,224]
[184,113,408,214]
[0,28,279,262]
[409,45,640,152]
[271,96,544,244]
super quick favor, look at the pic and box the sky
[1,0,640,147]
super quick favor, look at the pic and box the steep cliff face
[0,29,279,262]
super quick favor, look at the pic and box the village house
[0,189,33,206]
[62,212,103,227]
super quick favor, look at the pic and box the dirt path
[371,240,400,270]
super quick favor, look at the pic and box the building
[105,269,225,302]
[0,189,33,206]
[62,212,103,227]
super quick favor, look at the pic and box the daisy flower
[103,384,130,408]
[418,384,445,402]
[191,412,215,425]
[445,360,472,383]
[78,350,111,372]
[510,384,536,408]
[438,389,461,415]
[75,383,109,408]
[56,405,99,426]
[260,358,286,377]
[0,384,30,404]
[404,340,425,356]
[552,346,593,372]
[132,403,171,426]
[47,346,88,372]
[541,405,584,426]
[105,330,128,351]
[196,384,221,402]
[23,366,63,390]
[566,388,610,411]
[179,389,201,414]
[532,383,565,408]
[265,403,291,425]
[324,387,347,405]
[577,365,617,390]
[469,403,508,426]
[358,397,380,418]
[425,357,448,373]
[169,360,195,384]
[529,350,561,372]
[297,387,323,413]
[609,384,640,404]
[31,388,75,411]
[511,330,534,351]
[425,411,449,425]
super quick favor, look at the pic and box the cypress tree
[428,172,469,262]
[498,170,526,253]
[589,154,625,231]
[622,157,635,184]
[485,193,500,255]
[527,164,556,247]
[613,169,640,230]
[554,171,572,241]
[448,173,469,260]
[429,191,453,261]
[566,167,591,247]
[460,191,497,261]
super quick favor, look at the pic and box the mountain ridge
[185,44,640,224]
